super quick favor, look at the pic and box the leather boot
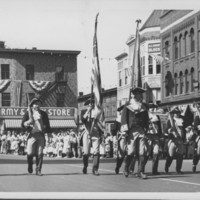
[152,154,160,175]
[192,154,199,173]
[82,155,89,174]
[93,154,100,176]
[176,154,184,174]
[129,155,137,174]
[27,155,33,174]
[123,155,132,177]
[138,155,148,179]
[36,155,43,176]
[115,157,124,174]
[165,155,173,173]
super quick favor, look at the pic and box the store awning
[50,119,77,128]
[4,119,22,128]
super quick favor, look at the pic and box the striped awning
[50,119,77,128]
[4,119,22,128]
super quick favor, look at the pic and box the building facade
[0,43,80,132]
[77,87,117,134]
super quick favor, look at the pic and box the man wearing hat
[164,106,185,174]
[21,97,52,176]
[80,97,103,176]
[146,103,162,175]
[112,104,126,174]
[121,87,149,179]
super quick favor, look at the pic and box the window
[55,66,64,81]
[179,34,182,58]
[106,106,109,117]
[26,65,34,80]
[148,56,153,74]
[185,70,189,93]
[125,69,128,85]
[174,37,178,59]
[191,68,194,92]
[180,72,183,94]
[2,93,10,106]
[190,28,195,53]
[142,57,145,76]
[174,73,178,95]
[57,93,65,107]
[1,64,10,79]
[119,71,122,86]
[184,31,189,55]
[164,41,170,59]
[156,61,161,74]
[111,104,116,116]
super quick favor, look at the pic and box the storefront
[0,107,77,134]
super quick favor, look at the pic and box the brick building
[0,42,80,132]
[78,87,117,134]
[160,10,200,108]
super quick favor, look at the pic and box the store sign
[0,107,75,118]
[148,43,160,53]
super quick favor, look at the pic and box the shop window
[55,66,64,81]
[26,65,34,80]
[1,64,10,79]
[57,93,65,107]
[2,93,10,106]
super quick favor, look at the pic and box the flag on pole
[149,53,169,64]
[130,20,142,90]
[91,13,105,132]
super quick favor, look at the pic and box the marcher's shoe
[192,165,196,173]
[165,167,169,174]
[152,171,160,175]
[123,171,129,178]
[28,165,33,174]
[93,170,99,176]
[82,167,87,174]
[139,172,148,179]
[115,167,120,174]
[176,170,184,175]
[36,170,43,176]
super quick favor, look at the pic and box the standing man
[21,97,52,176]
[113,104,126,174]
[164,107,185,174]
[121,87,149,179]
[146,103,162,175]
[81,97,103,176]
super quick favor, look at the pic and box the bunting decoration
[29,80,51,92]
[91,13,105,132]
[0,79,11,92]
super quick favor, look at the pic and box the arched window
[179,34,183,58]
[184,31,189,56]
[174,37,178,59]
[165,73,170,97]
[148,55,153,74]
[190,28,195,53]
[185,69,189,93]
[180,71,183,94]
[191,68,194,92]
[174,73,178,95]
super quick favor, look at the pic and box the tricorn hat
[131,87,146,95]
[29,98,42,107]
[84,97,95,106]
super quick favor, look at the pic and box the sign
[148,43,160,53]
[0,107,75,118]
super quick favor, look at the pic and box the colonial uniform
[164,107,185,174]
[146,104,162,175]
[121,87,149,179]
[113,105,126,174]
[81,98,103,176]
[21,98,51,176]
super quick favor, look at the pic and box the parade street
[0,154,200,198]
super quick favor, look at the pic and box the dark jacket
[21,109,51,134]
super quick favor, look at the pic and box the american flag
[130,20,142,90]
[91,13,105,132]
[149,53,169,64]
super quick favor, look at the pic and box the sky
[0,0,198,95]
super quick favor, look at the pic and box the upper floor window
[57,93,65,107]
[119,71,122,86]
[174,73,178,95]
[179,34,183,58]
[2,93,10,106]
[190,28,195,53]
[148,56,153,74]
[55,66,64,81]
[156,61,161,74]
[125,69,128,85]
[164,41,170,59]
[174,37,178,59]
[1,64,10,79]
[180,71,184,94]
[111,104,116,117]
[26,65,34,80]
[184,31,190,55]
[185,70,189,93]
[191,67,195,92]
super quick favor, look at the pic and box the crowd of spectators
[0,129,116,159]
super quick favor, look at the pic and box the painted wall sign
[148,43,161,53]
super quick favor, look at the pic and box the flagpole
[129,19,141,102]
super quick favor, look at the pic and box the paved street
[0,154,200,199]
